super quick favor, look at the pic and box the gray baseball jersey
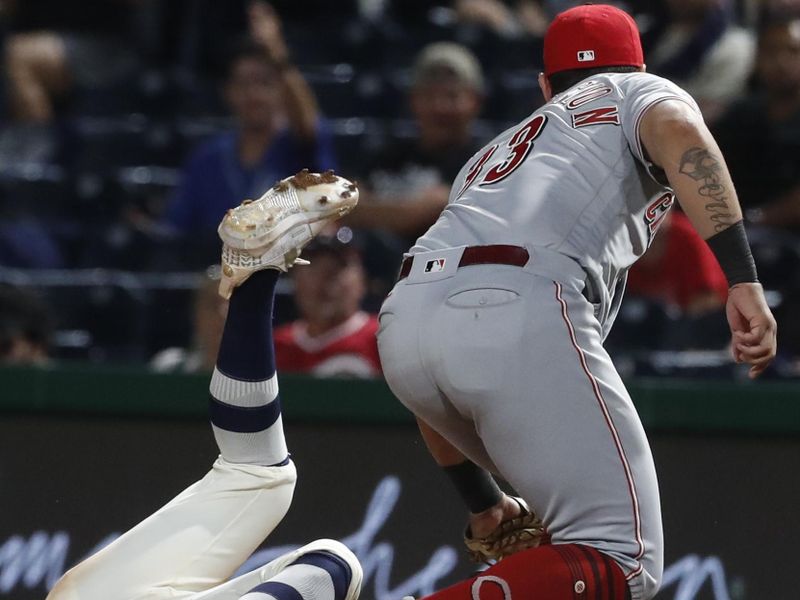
[378,72,699,600]
[413,72,699,337]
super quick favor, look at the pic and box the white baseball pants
[46,457,296,600]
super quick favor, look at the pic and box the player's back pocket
[445,287,520,308]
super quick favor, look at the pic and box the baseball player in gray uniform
[377,5,777,600]
[46,171,363,600]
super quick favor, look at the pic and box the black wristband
[706,220,758,287]
[443,461,503,514]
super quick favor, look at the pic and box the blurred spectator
[274,227,381,378]
[158,0,359,79]
[151,267,228,373]
[454,0,550,37]
[0,0,143,164]
[0,283,52,365]
[715,9,800,230]
[344,42,485,282]
[159,2,335,265]
[647,0,755,123]
[627,211,728,315]
[3,0,141,124]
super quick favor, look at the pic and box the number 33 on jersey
[418,72,702,336]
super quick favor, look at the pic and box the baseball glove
[464,497,546,563]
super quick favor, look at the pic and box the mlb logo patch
[424,258,446,273]
[577,50,595,62]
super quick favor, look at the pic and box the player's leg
[47,265,296,600]
[189,539,362,600]
[432,275,662,600]
[47,172,359,600]
[377,288,500,475]
[380,264,661,600]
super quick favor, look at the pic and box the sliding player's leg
[47,172,358,600]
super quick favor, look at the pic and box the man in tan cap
[344,42,485,285]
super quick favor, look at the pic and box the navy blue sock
[216,269,279,381]
[209,269,288,466]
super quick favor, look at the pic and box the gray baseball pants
[376,246,663,600]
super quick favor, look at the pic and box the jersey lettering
[480,114,548,186]
[571,106,621,129]
[644,192,674,239]
[565,83,613,109]
[456,144,498,198]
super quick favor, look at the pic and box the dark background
[1,416,798,600]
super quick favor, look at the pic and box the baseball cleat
[218,169,359,298]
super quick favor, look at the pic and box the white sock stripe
[269,563,336,600]
[212,414,288,466]
[211,369,279,407]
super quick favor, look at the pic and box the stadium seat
[748,227,800,292]
[31,279,149,362]
[303,64,359,118]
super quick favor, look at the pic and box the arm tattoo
[678,147,736,232]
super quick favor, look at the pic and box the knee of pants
[622,549,662,600]
[640,558,664,600]
[213,458,299,522]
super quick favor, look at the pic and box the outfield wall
[1,366,798,600]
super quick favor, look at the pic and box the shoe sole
[219,170,358,253]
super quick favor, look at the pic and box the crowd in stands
[0,0,798,379]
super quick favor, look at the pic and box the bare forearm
[248,2,318,140]
[343,196,446,236]
[640,100,742,239]
[416,417,465,466]
[673,144,742,239]
[344,203,426,235]
[641,101,776,377]
[417,417,507,515]
[279,67,319,141]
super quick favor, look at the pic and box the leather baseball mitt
[464,497,546,563]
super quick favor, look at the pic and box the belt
[397,245,530,281]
